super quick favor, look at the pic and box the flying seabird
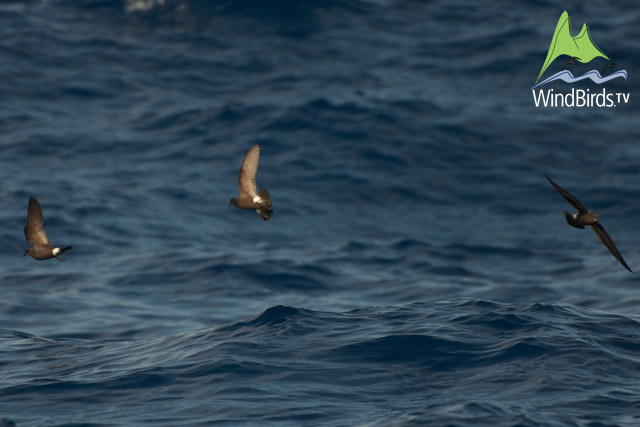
[229,145,273,221]
[602,62,615,74]
[561,56,580,71]
[607,51,616,59]
[24,197,72,262]
[544,173,632,273]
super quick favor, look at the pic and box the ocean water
[1,1,640,425]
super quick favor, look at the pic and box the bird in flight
[561,56,580,71]
[602,62,615,74]
[24,197,72,262]
[229,145,273,221]
[544,173,632,273]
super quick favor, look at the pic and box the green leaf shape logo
[535,11,608,84]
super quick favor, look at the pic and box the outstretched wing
[544,173,589,214]
[238,145,260,198]
[24,197,53,249]
[592,223,633,273]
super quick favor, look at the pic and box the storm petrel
[544,173,632,273]
[24,197,72,262]
[229,145,273,221]
[561,56,580,71]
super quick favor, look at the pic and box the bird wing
[24,197,53,249]
[238,145,260,198]
[592,223,633,273]
[544,173,589,214]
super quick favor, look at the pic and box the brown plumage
[24,197,72,261]
[561,56,580,71]
[544,173,632,273]
[229,145,273,221]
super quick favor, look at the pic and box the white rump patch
[53,248,61,256]
[253,196,262,203]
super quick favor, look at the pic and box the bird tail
[59,246,72,254]
[257,188,273,221]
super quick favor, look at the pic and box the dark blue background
[1,1,639,425]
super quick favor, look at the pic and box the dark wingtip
[618,264,634,274]
[27,196,40,213]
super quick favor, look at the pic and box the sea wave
[3,301,640,425]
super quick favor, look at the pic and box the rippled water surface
[1,1,640,425]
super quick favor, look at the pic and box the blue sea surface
[1,1,640,425]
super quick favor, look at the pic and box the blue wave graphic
[532,69,628,89]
